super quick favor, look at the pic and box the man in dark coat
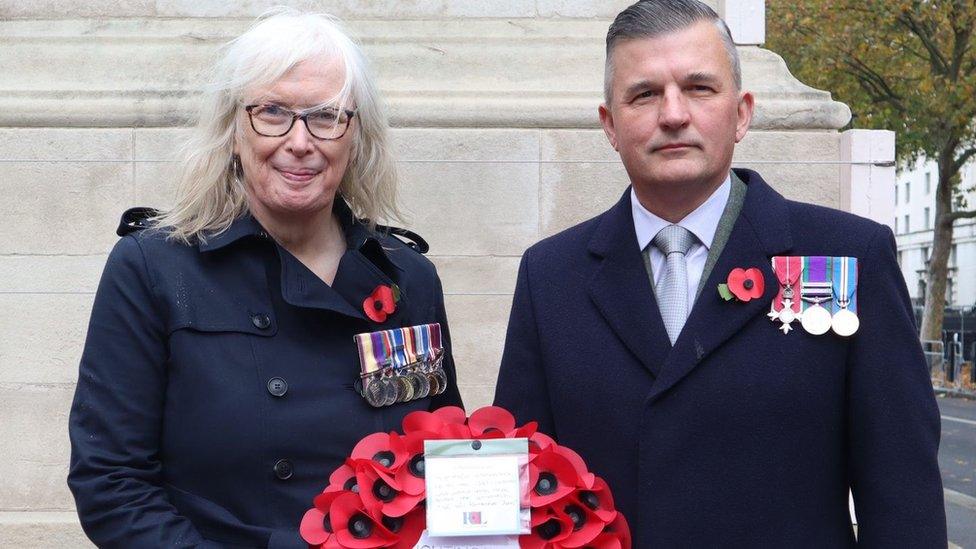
[494,1,947,546]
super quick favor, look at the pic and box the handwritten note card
[424,439,527,536]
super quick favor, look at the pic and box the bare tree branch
[897,11,951,75]
[944,209,976,222]
[839,56,907,112]
[952,147,976,173]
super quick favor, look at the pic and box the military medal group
[354,322,449,407]
[767,256,860,336]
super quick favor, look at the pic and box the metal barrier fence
[926,337,976,391]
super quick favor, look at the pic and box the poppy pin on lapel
[718,267,765,302]
[364,284,400,323]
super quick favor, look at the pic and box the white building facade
[894,160,976,310]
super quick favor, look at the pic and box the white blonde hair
[154,7,400,243]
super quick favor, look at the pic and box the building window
[894,217,899,234]
[925,172,931,194]
[895,184,899,204]
[922,246,929,264]
[924,207,930,229]
[904,214,910,232]
[897,250,903,267]
[906,182,911,203]
[951,244,957,267]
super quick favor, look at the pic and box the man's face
[600,21,753,194]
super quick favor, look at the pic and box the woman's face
[235,58,355,222]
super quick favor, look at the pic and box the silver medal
[396,374,414,402]
[381,376,399,406]
[409,370,429,399]
[801,301,832,336]
[831,308,860,337]
[364,377,386,407]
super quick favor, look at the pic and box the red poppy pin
[363,284,400,323]
[718,267,764,302]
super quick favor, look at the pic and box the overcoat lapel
[646,169,794,403]
[586,190,672,378]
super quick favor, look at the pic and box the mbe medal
[799,256,833,336]
[768,256,803,334]
[831,256,860,337]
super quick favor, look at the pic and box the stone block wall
[0,0,851,543]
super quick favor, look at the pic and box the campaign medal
[429,323,448,395]
[831,256,860,337]
[381,331,404,405]
[768,256,803,334]
[355,331,384,407]
[388,328,413,403]
[409,325,431,398]
[799,256,833,336]
[400,326,426,399]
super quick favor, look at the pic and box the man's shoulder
[522,209,608,264]
[782,198,892,256]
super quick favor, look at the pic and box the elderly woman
[67,10,462,548]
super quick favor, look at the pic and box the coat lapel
[646,169,794,403]
[587,189,672,378]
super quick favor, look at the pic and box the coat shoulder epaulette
[372,223,430,254]
[117,207,160,236]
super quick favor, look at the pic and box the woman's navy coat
[68,202,462,548]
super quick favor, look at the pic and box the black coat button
[274,459,293,480]
[267,377,288,397]
[251,314,271,330]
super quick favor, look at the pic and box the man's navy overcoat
[495,169,946,547]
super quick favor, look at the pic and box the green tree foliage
[767,0,976,340]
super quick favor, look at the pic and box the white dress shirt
[631,174,732,309]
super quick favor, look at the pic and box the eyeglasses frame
[244,103,357,140]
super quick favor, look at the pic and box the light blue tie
[652,224,696,344]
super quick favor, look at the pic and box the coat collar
[586,169,793,385]
[197,198,404,272]
[197,199,407,323]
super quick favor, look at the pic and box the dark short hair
[604,0,741,102]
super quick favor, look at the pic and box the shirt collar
[631,173,732,251]
[197,199,403,271]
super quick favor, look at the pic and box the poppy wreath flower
[391,431,433,496]
[594,513,632,549]
[551,492,611,548]
[379,506,426,549]
[577,476,618,523]
[322,463,360,495]
[521,505,574,549]
[300,490,344,549]
[329,491,399,548]
[718,267,765,302]
[354,459,423,518]
[528,447,579,507]
[300,406,631,549]
[363,284,399,323]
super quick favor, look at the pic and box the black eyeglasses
[244,103,357,140]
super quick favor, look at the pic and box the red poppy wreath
[300,406,631,549]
